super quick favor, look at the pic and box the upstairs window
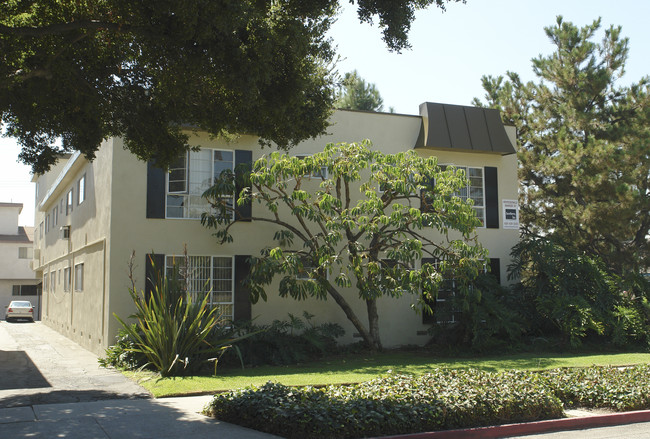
[78,174,86,205]
[18,247,32,259]
[437,165,485,226]
[166,150,234,219]
[66,189,74,215]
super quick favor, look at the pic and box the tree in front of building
[474,16,650,277]
[201,140,487,351]
[335,70,385,112]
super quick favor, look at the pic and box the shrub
[113,252,241,377]
[219,312,345,368]
[99,325,147,370]
[205,369,564,439]
[205,365,650,438]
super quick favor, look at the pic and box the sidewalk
[3,395,650,439]
[0,395,281,438]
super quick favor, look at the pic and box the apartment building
[33,103,519,355]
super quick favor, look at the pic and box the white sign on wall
[502,199,519,229]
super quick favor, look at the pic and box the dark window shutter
[489,258,501,285]
[146,162,166,219]
[484,166,499,228]
[234,150,252,221]
[145,253,165,301]
[234,255,252,322]
[421,257,436,324]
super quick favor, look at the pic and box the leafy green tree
[474,17,650,276]
[202,140,487,350]
[335,70,385,111]
[0,0,463,173]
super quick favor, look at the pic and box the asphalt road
[0,321,149,408]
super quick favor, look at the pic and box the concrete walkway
[0,321,149,407]
[0,395,281,438]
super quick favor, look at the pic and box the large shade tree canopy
[0,0,463,173]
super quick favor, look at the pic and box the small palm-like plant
[115,251,234,377]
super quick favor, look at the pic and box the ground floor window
[74,263,84,291]
[12,284,40,296]
[165,255,234,321]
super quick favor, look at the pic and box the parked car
[5,300,34,322]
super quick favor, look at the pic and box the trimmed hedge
[205,365,650,438]
[205,368,564,439]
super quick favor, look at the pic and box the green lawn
[125,351,650,398]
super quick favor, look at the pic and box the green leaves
[203,140,487,350]
[475,16,650,276]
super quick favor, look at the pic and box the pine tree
[335,71,385,112]
[474,17,650,275]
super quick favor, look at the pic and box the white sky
[1,0,648,227]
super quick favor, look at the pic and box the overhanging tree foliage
[474,17,650,275]
[0,0,464,173]
[201,140,487,350]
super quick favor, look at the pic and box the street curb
[373,410,650,439]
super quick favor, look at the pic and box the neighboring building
[0,203,41,318]
[33,103,519,355]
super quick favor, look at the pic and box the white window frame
[165,255,235,321]
[74,263,84,292]
[78,174,86,205]
[165,149,235,219]
[53,205,58,227]
[440,165,486,227]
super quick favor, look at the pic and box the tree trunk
[366,299,383,351]
[325,284,382,351]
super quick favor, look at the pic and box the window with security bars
[421,258,462,325]
[166,150,234,219]
[165,255,234,321]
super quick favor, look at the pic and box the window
[165,255,234,320]
[166,150,234,219]
[77,174,86,205]
[63,267,71,292]
[74,263,84,291]
[50,272,56,292]
[45,214,50,233]
[43,272,48,293]
[66,189,73,215]
[39,222,43,239]
[421,258,461,324]
[439,166,485,225]
[295,256,327,280]
[60,199,65,217]
[12,285,39,296]
[18,247,32,259]
[53,206,58,227]
[296,154,327,179]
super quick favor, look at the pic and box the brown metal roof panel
[443,104,471,150]
[484,108,516,154]
[464,107,492,152]
[422,103,451,149]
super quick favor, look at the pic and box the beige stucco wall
[35,141,114,354]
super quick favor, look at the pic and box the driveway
[0,321,149,408]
